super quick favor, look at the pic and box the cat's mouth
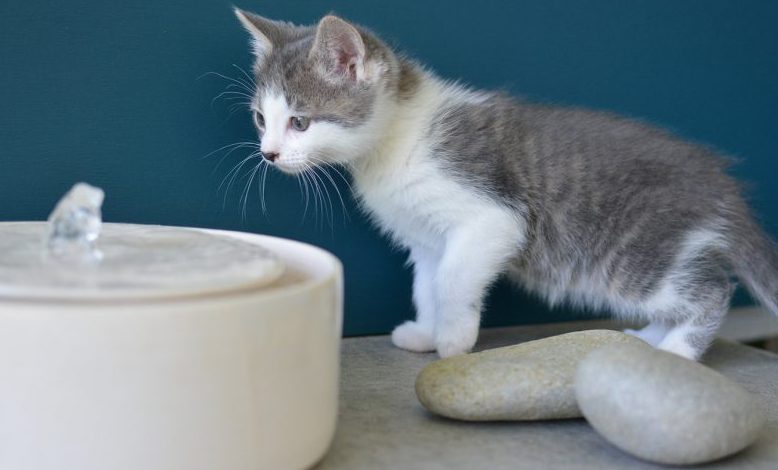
[271,158,307,175]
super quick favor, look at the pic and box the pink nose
[262,151,279,162]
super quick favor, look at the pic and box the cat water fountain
[0,184,343,470]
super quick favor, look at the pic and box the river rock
[415,329,645,420]
[575,342,766,465]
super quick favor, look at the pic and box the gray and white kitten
[235,10,778,360]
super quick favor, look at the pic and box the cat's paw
[391,321,436,353]
[657,333,702,361]
[624,323,670,347]
[435,325,478,358]
[623,328,646,342]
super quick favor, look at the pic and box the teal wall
[1,1,776,335]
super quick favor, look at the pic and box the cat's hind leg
[657,296,730,361]
[624,321,672,347]
[391,247,439,352]
[650,252,733,361]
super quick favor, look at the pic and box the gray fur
[236,12,778,359]
[239,13,403,127]
[431,95,775,358]
[435,98,737,298]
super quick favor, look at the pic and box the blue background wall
[1,1,776,335]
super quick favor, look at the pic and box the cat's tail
[729,217,778,316]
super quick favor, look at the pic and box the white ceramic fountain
[0,184,343,470]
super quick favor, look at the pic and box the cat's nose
[262,151,279,163]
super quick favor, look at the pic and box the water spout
[45,183,105,264]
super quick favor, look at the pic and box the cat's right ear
[310,15,367,83]
[234,8,277,60]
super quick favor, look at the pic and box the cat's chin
[275,167,301,176]
[273,161,306,175]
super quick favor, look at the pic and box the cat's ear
[234,9,281,60]
[310,15,367,83]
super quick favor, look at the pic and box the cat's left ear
[310,15,368,83]
[234,8,282,61]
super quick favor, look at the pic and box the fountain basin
[0,223,343,470]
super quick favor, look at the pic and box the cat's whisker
[206,142,261,175]
[211,90,254,106]
[311,165,341,231]
[298,166,314,224]
[225,103,253,121]
[202,141,259,160]
[309,157,350,184]
[302,165,321,229]
[220,88,255,99]
[226,83,255,94]
[199,71,255,95]
[226,100,252,109]
[304,163,327,230]
[240,161,264,222]
[211,92,245,108]
[219,152,261,209]
[259,161,270,216]
[324,163,353,193]
[229,65,257,92]
[294,170,304,204]
[232,63,258,91]
[310,157,351,223]
[201,70,256,123]
[311,166,336,231]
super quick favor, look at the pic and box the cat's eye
[290,116,310,132]
[253,111,265,128]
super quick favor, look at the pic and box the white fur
[656,326,701,360]
[258,93,288,156]
[390,247,439,352]
[348,77,527,357]
[624,322,671,346]
[625,228,729,360]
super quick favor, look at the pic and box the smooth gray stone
[576,342,767,466]
[315,322,778,470]
[415,329,645,420]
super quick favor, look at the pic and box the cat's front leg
[391,246,440,352]
[434,213,525,357]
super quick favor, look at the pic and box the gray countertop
[315,322,778,470]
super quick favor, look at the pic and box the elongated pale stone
[415,330,645,421]
[576,342,766,465]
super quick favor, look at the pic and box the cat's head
[235,10,400,174]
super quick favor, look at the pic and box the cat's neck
[349,61,496,182]
[349,67,447,180]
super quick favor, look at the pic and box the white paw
[657,335,700,361]
[624,327,663,347]
[391,321,436,353]
[624,322,674,347]
[623,328,646,342]
[435,326,478,358]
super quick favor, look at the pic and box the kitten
[234,10,778,360]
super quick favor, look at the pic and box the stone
[415,329,645,421]
[575,342,766,466]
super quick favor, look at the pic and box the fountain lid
[0,222,285,302]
